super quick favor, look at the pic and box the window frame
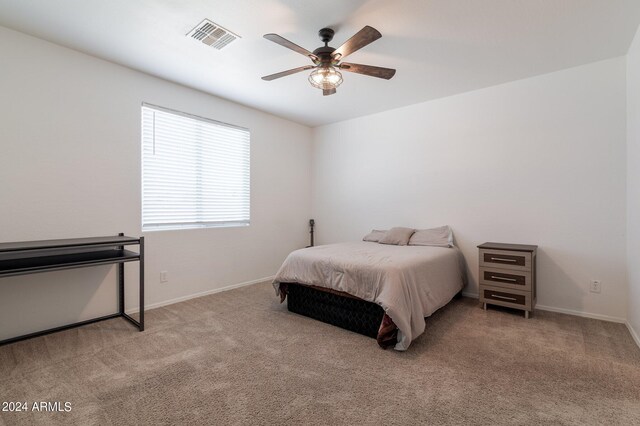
[141,103,251,232]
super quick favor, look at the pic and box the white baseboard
[534,304,626,323]
[460,292,626,324]
[127,276,275,314]
[627,322,640,349]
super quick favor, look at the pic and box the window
[141,104,250,231]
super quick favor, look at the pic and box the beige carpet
[1,282,639,426]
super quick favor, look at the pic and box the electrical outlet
[160,271,168,283]
[590,280,601,293]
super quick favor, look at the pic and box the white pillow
[363,229,387,242]
[408,226,453,247]
[378,227,415,246]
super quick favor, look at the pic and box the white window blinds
[141,104,250,230]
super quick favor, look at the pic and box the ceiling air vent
[187,19,239,50]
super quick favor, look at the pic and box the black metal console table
[0,233,144,346]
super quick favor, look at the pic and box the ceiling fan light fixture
[262,26,394,96]
[308,66,343,90]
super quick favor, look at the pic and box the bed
[273,240,465,350]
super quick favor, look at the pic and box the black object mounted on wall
[308,219,315,247]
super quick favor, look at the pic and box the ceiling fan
[261,26,396,96]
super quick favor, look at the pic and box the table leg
[118,263,124,314]
[118,232,125,315]
[139,236,145,331]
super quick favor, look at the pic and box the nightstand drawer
[480,286,532,310]
[479,249,532,272]
[480,267,531,291]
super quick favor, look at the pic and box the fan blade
[332,26,381,60]
[263,34,319,62]
[323,88,336,96]
[339,62,396,79]
[262,65,315,81]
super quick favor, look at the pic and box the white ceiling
[0,0,639,127]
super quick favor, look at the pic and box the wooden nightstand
[477,242,537,318]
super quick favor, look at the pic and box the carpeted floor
[1,281,639,425]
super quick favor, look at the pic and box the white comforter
[273,241,465,350]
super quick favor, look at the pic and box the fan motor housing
[313,46,336,63]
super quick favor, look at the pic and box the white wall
[0,26,312,341]
[628,27,640,342]
[312,57,628,320]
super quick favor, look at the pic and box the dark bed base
[285,283,385,338]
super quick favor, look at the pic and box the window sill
[142,222,250,232]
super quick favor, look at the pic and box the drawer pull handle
[491,257,517,263]
[491,294,517,302]
[491,275,517,282]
